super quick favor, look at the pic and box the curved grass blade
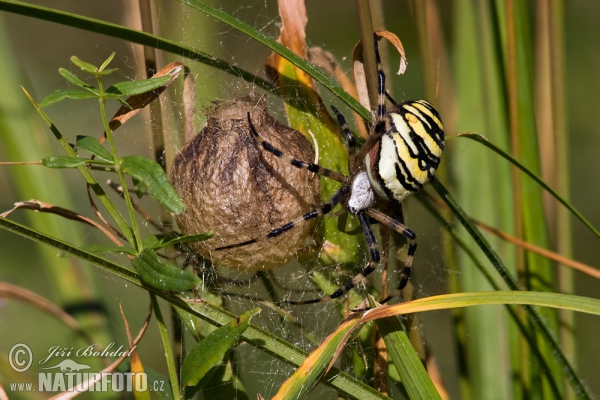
[0,0,369,120]
[0,0,274,93]
[362,291,600,321]
[150,293,179,400]
[458,133,600,238]
[273,317,363,399]
[430,177,591,399]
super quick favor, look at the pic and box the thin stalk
[150,293,180,400]
[97,77,142,251]
[355,0,378,106]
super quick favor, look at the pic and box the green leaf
[180,308,259,387]
[58,68,95,90]
[70,55,98,73]
[143,232,213,250]
[99,52,116,71]
[82,244,137,256]
[42,156,93,168]
[96,67,119,76]
[376,316,440,400]
[39,88,99,107]
[120,155,185,214]
[131,249,199,291]
[76,135,114,162]
[106,76,171,97]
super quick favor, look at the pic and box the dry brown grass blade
[352,30,408,110]
[475,219,600,280]
[99,62,184,144]
[426,354,449,400]
[119,304,148,397]
[49,304,153,399]
[0,282,95,345]
[425,193,600,280]
[1,199,123,247]
[86,183,127,242]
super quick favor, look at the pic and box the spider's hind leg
[283,210,381,306]
[366,208,417,305]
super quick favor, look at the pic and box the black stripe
[371,142,398,203]
[388,114,440,173]
[216,238,257,250]
[407,243,417,256]
[262,141,282,157]
[361,263,377,277]
[267,222,295,238]
[402,102,445,149]
[403,228,416,240]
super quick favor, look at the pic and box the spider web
[0,1,453,399]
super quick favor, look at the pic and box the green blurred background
[0,1,599,398]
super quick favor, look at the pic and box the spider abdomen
[365,100,444,204]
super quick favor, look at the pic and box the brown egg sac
[170,96,321,271]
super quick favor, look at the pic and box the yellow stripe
[401,108,443,158]
[412,101,444,130]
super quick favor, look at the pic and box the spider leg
[283,210,380,305]
[247,113,351,185]
[356,34,389,161]
[330,105,356,172]
[366,208,416,304]
[385,91,398,106]
[215,186,349,251]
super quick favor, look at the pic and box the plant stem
[150,293,181,399]
[96,76,143,251]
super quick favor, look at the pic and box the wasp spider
[218,35,444,306]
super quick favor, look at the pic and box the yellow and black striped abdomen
[365,100,444,204]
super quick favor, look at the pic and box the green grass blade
[150,294,180,400]
[457,133,599,238]
[430,178,591,399]
[364,291,600,318]
[376,316,441,400]
[452,1,514,398]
